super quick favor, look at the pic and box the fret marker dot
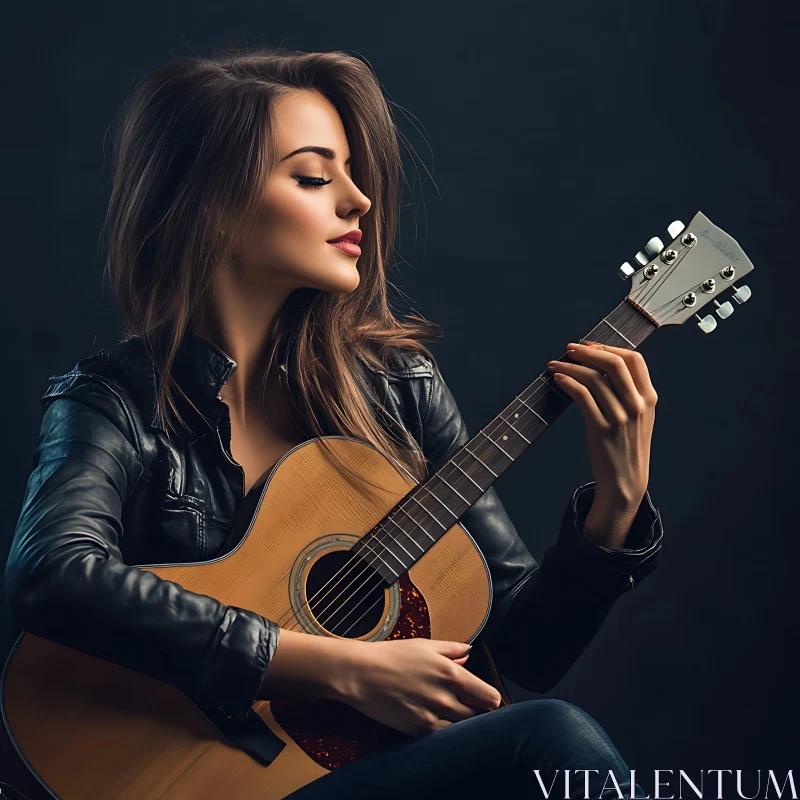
[503,435,508,440]
[514,413,519,418]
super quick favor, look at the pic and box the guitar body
[1,437,493,800]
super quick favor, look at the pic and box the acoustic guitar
[1,212,754,799]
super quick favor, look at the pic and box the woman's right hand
[331,638,503,736]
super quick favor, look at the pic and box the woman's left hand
[547,341,658,550]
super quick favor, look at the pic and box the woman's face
[234,88,372,295]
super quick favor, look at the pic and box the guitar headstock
[619,211,754,333]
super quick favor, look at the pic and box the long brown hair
[102,46,443,485]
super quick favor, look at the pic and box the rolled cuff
[188,608,281,721]
[554,481,664,597]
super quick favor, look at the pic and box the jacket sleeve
[420,364,664,693]
[4,375,280,721]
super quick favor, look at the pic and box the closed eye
[295,176,332,190]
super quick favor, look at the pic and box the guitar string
[307,376,565,636]
[276,304,650,637]
[282,393,553,636]
[646,256,739,322]
[276,305,651,636]
[274,367,566,635]
[307,306,655,638]
[622,226,732,320]
[280,293,666,634]
[621,242,722,327]
[633,239,704,319]
[285,235,717,636]
[273,296,642,634]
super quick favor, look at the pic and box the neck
[193,272,293,423]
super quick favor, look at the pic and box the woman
[5,48,663,798]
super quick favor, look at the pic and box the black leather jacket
[5,331,663,722]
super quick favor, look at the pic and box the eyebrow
[279,146,352,164]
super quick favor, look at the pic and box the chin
[335,272,361,294]
[324,262,361,294]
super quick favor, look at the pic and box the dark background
[2,0,797,791]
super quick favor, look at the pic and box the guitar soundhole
[305,550,386,638]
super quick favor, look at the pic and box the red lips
[327,229,362,244]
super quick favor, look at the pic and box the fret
[418,484,458,522]
[394,505,435,540]
[478,429,515,462]
[390,524,427,553]
[371,534,410,571]
[540,375,573,403]
[383,518,427,558]
[383,531,416,561]
[599,317,635,348]
[360,540,401,578]
[409,494,449,531]
[353,298,658,581]
[501,415,532,444]
[426,473,472,526]
[451,459,485,491]
[437,473,469,505]
[386,514,431,547]
[462,445,498,477]
[515,393,549,426]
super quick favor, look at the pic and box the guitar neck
[353,298,658,583]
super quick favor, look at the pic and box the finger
[565,343,643,416]
[580,341,657,402]
[549,363,627,426]
[436,697,481,723]
[550,373,608,428]
[451,669,504,710]
[431,640,473,660]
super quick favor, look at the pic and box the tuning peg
[667,220,685,239]
[635,251,649,266]
[695,313,717,334]
[732,284,751,304]
[714,299,735,319]
[618,261,636,279]
[644,237,665,258]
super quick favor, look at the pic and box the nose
[339,176,371,219]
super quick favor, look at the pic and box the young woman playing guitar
[5,47,663,799]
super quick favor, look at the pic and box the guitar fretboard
[351,298,657,583]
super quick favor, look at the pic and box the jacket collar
[146,330,272,443]
[140,329,431,443]
[171,329,239,404]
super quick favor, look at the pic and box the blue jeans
[285,698,646,799]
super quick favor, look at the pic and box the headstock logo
[697,228,740,262]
